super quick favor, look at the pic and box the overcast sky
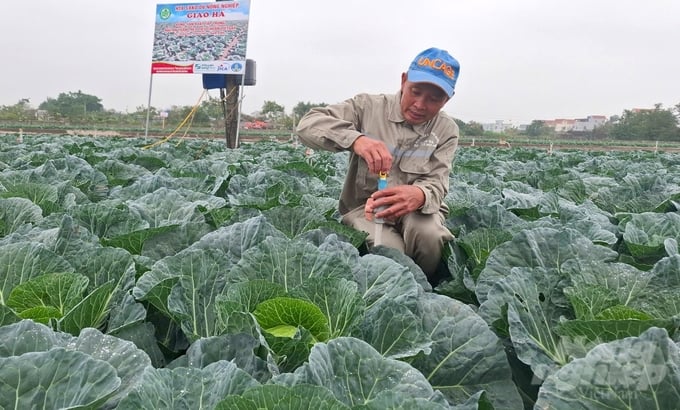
[2,0,679,124]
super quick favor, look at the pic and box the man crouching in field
[295,47,461,284]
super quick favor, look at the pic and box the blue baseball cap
[406,48,460,98]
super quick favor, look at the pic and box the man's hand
[352,135,393,174]
[364,185,425,221]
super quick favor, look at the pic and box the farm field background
[1,132,680,409]
[4,122,680,153]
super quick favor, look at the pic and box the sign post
[224,76,240,148]
[147,0,251,145]
[159,111,168,129]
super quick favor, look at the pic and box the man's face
[399,73,449,125]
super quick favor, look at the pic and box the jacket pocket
[398,147,435,175]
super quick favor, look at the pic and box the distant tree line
[456,103,680,141]
[1,91,678,141]
[608,103,680,141]
[0,91,330,133]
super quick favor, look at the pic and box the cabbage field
[1,133,680,409]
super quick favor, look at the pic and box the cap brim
[407,70,454,98]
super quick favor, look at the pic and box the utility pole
[222,75,241,149]
[208,59,255,149]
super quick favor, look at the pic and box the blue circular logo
[230,62,243,72]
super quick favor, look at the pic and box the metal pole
[220,87,228,145]
[224,76,240,149]
[235,65,246,148]
[144,74,154,138]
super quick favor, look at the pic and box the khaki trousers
[342,205,454,278]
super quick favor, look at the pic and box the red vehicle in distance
[242,120,269,129]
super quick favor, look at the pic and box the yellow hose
[143,89,207,149]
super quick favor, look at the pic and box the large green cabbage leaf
[0,241,73,305]
[216,384,349,409]
[0,320,151,409]
[167,333,271,383]
[0,197,43,236]
[621,212,680,263]
[481,266,572,380]
[355,254,431,359]
[273,337,451,408]
[117,360,259,409]
[536,327,680,409]
[135,247,234,341]
[475,227,618,304]
[0,349,120,409]
[411,292,523,409]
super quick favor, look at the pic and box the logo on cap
[417,57,456,79]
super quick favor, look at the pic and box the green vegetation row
[3,122,680,153]
[1,133,680,408]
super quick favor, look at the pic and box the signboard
[151,1,250,74]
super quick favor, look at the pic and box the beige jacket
[295,92,459,216]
